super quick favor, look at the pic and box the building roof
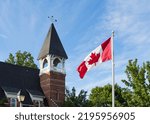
[0,62,44,99]
[38,23,68,60]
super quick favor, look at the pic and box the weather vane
[48,16,57,23]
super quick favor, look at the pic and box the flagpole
[111,31,115,107]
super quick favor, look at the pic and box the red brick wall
[40,71,66,107]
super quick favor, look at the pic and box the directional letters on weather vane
[48,16,57,23]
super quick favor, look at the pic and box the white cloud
[78,73,126,93]
[66,0,150,93]
[0,33,7,39]
[0,1,13,34]
[0,0,149,94]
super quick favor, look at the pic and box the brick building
[0,23,68,107]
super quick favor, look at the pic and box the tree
[122,59,150,106]
[0,98,8,107]
[89,84,128,107]
[5,50,37,69]
[63,87,92,107]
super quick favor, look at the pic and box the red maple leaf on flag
[88,53,100,66]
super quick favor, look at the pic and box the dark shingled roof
[0,62,44,97]
[38,23,68,60]
[0,87,6,99]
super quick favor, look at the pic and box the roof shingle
[38,23,68,59]
[0,62,44,97]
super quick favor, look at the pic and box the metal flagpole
[111,31,115,107]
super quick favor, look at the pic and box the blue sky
[0,0,150,93]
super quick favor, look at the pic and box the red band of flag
[77,37,112,79]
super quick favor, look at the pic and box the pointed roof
[38,23,68,60]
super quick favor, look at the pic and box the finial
[112,30,115,37]
[48,16,57,23]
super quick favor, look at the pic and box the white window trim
[4,91,19,107]
[39,55,66,75]
[4,91,17,98]
[28,92,44,107]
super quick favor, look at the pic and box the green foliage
[89,84,128,107]
[63,87,92,107]
[0,98,7,106]
[89,59,150,107]
[5,50,37,69]
[89,85,111,107]
[122,59,150,106]
[63,59,150,107]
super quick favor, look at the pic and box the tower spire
[38,23,68,60]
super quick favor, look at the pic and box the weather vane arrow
[48,16,57,23]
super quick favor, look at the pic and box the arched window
[53,58,62,69]
[43,59,48,68]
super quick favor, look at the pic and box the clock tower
[38,23,68,106]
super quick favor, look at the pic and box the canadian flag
[77,37,112,79]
